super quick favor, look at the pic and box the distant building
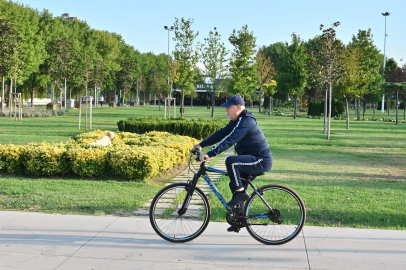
[61,13,79,21]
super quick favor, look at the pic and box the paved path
[1,211,405,270]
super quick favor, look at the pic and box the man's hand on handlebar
[193,144,202,152]
[199,153,209,162]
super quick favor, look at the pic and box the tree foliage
[172,17,199,118]
[0,17,25,112]
[200,27,228,117]
[256,48,276,113]
[309,22,344,139]
[227,25,259,99]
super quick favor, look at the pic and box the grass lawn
[0,105,405,230]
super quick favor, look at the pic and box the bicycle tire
[245,184,306,245]
[149,183,211,243]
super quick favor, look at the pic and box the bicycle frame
[178,160,274,219]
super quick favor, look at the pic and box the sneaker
[227,191,250,207]
[227,224,245,232]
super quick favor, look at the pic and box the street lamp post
[381,12,390,113]
[164,26,174,84]
[164,25,174,118]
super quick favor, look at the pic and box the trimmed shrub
[0,144,23,173]
[23,143,70,176]
[1,131,198,181]
[117,117,227,139]
[308,100,344,117]
[67,146,109,177]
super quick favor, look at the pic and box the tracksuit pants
[225,151,273,192]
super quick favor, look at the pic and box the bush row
[0,130,198,181]
[308,100,344,117]
[117,117,228,139]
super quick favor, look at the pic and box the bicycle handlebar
[190,149,208,162]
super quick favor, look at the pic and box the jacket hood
[240,110,256,121]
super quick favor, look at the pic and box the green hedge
[308,100,344,117]
[117,117,228,139]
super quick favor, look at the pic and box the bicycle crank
[269,209,283,224]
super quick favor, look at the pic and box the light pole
[164,26,174,85]
[381,12,390,113]
[164,26,174,117]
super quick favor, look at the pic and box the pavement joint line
[53,217,119,269]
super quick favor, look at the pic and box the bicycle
[149,149,306,245]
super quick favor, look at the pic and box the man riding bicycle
[194,95,273,232]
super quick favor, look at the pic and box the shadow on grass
[270,169,406,181]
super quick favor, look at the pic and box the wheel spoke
[245,185,306,245]
[150,184,210,242]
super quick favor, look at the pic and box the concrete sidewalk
[0,211,405,270]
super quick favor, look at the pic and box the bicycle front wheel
[245,184,306,245]
[149,183,211,243]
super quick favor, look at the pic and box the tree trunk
[60,87,63,111]
[1,76,4,112]
[259,90,262,113]
[31,88,35,108]
[8,79,12,108]
[181,89,185,118]
[324,88,327,134]
[396,90,399,125]
[345,97,349,130]
[211,91,215,118]
[387,99,390,116]
[294,95,297,119]
[362,98,366,119]
[191,95,193,108]
[357,98,360,120]
[269,96,272,117]
[154,93,156,106]
[373,100,376,118]
[403,102,405,120]
[327,83,332,140]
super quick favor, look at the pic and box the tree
[350,29,383,120]
[262,42,288,107]
[263,80,277,117]
[334,45,366,129]
[387,66,406,124]
[309,22,344,140]
[0,18,25,112]
[228,25,259,99]
[399,64,406,120]
[45,38,78,107]
[172,17,199,118]
[256,48,276,114]
[116,58,136,106]
[200,27,229,117]
[283,33,308,119]
[147,65,166,107]
[167,60,179,116]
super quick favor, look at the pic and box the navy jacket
[200,110,270,157]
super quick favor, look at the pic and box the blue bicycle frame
[178,160,274,218]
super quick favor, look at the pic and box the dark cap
[220,95,245,107]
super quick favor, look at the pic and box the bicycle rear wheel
[149,183,211,243]
[245,184,306,245]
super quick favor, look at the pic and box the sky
[15,0,406,67]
